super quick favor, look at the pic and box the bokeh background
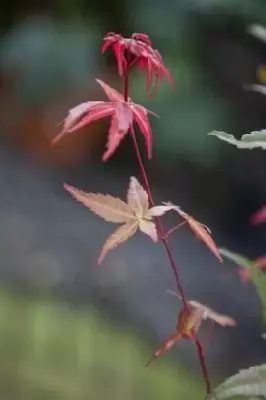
[0,0,266,398]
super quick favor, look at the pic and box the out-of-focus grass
[0,286,202,399]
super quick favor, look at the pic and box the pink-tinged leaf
[101,39,113,54]
[163,202,222,263]
[68,103,116,133]
[95,79,125,102]
[127,177,149,218]
[97,220,139,265]
[102,102,132,162]
[251,206,266,225]
[52,101,104,144]
[186,218,222,262]
[146,332,182,367]
[187,300,236,327]
[102,114,126,162]
[139,219,158,241]
[147,205,173,218]
[116,102,133,131]
[64,184,134,223]
[113,41,127,76]
[132,104,153,159]
[64,102,103,131]
[132,33,152,46]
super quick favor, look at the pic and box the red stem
[165,221,188,239]
[123,68,212,395]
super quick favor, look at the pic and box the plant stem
[165,221,188,239]
[130,128,189,306]
[123,70,212,395]
[196,339,212,394]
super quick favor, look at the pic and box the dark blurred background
[0,0,266,398]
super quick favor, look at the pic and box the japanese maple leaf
[163,201,223,263]
[64,176,172,265]
[52,79,156,161]
[102,32,174,95]
[146,294,236,366]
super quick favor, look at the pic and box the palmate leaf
[214,364,266,399]
[53,78,157,161]
[219,248,266,322]
[64,176,172,265]
[208,130,266,150]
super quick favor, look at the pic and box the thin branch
[124,68,212,396]
[165,221,188,239]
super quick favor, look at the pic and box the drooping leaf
[131,104,153,159]
[98,220,139,265]
[64,184,134,223]
[167,290,236,327]
[146,332,182,367]
[163,202,222,262]
[214,364,266,399]
[147,307,204,367]
[101,32,174,96]
[208,130,266,150]
[219,248,266,322]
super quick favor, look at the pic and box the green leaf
[219,248,266,323]
[208,130,266,150]
[214,364,266,399]
[219,248,253,270]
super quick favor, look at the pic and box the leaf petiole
[164,221,188,240]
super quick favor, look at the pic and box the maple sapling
[52,31,236,398]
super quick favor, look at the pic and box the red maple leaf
[102,32,174,95]
[52,79,157,161]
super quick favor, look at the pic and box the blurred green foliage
[0,287,202,399]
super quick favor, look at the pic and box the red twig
[165,221,188,239]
